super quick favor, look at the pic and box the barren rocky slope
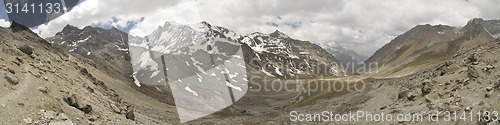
[366,18,496,77]
[0,22,186,124]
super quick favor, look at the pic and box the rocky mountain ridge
[365,18,498,77]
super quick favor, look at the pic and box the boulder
[81,105,92,114]
[126,109,135,121]
[18,45,33,55]
[63,94,92,114]
[4,72,18,85]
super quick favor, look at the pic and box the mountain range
[366,18,500,77]
[46,21,352,87]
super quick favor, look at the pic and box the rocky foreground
[0,22,179,125]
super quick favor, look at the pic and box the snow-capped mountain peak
[269,30,290,39]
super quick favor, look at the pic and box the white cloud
[194,0,492,56]
[128,0,202,36]
[0,19,10,27]
[35,0,188,37]
[34,0,500,56]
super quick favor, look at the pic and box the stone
[485,65,494,70]
[110,104,121,114]
[468,66,479,78]
[398,88,410,99]
[449,105,461,112]
[485,90,494,98]
[63,94,92,114]
[486,87,493,91]
[421,83,432,95]
[1,104,5,108]
[465,106,472,112]
[38,110,75,125]
[468,54,478,63]
[81,105,92,114]
[425,95,432,102]
[472,62,479,65]
[7,68,15,74]
[38,86,48,93]
[407,92,417,101]
[18,45,33,55]
[4,72,19,85]
[12,61,20,66]
[126,109,135,121]
[15,57,23,63]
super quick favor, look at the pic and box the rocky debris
[484,65,495,72]
[4,72,19,85]
[23,118,32,124]
[35,110,75,125]
[18,45,34,55]
[63,94,92,114]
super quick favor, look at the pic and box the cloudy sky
[1,0,499,56]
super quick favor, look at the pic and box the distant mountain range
[46,21,349,88]
[45,18,500,82]
[316,42,368,72]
